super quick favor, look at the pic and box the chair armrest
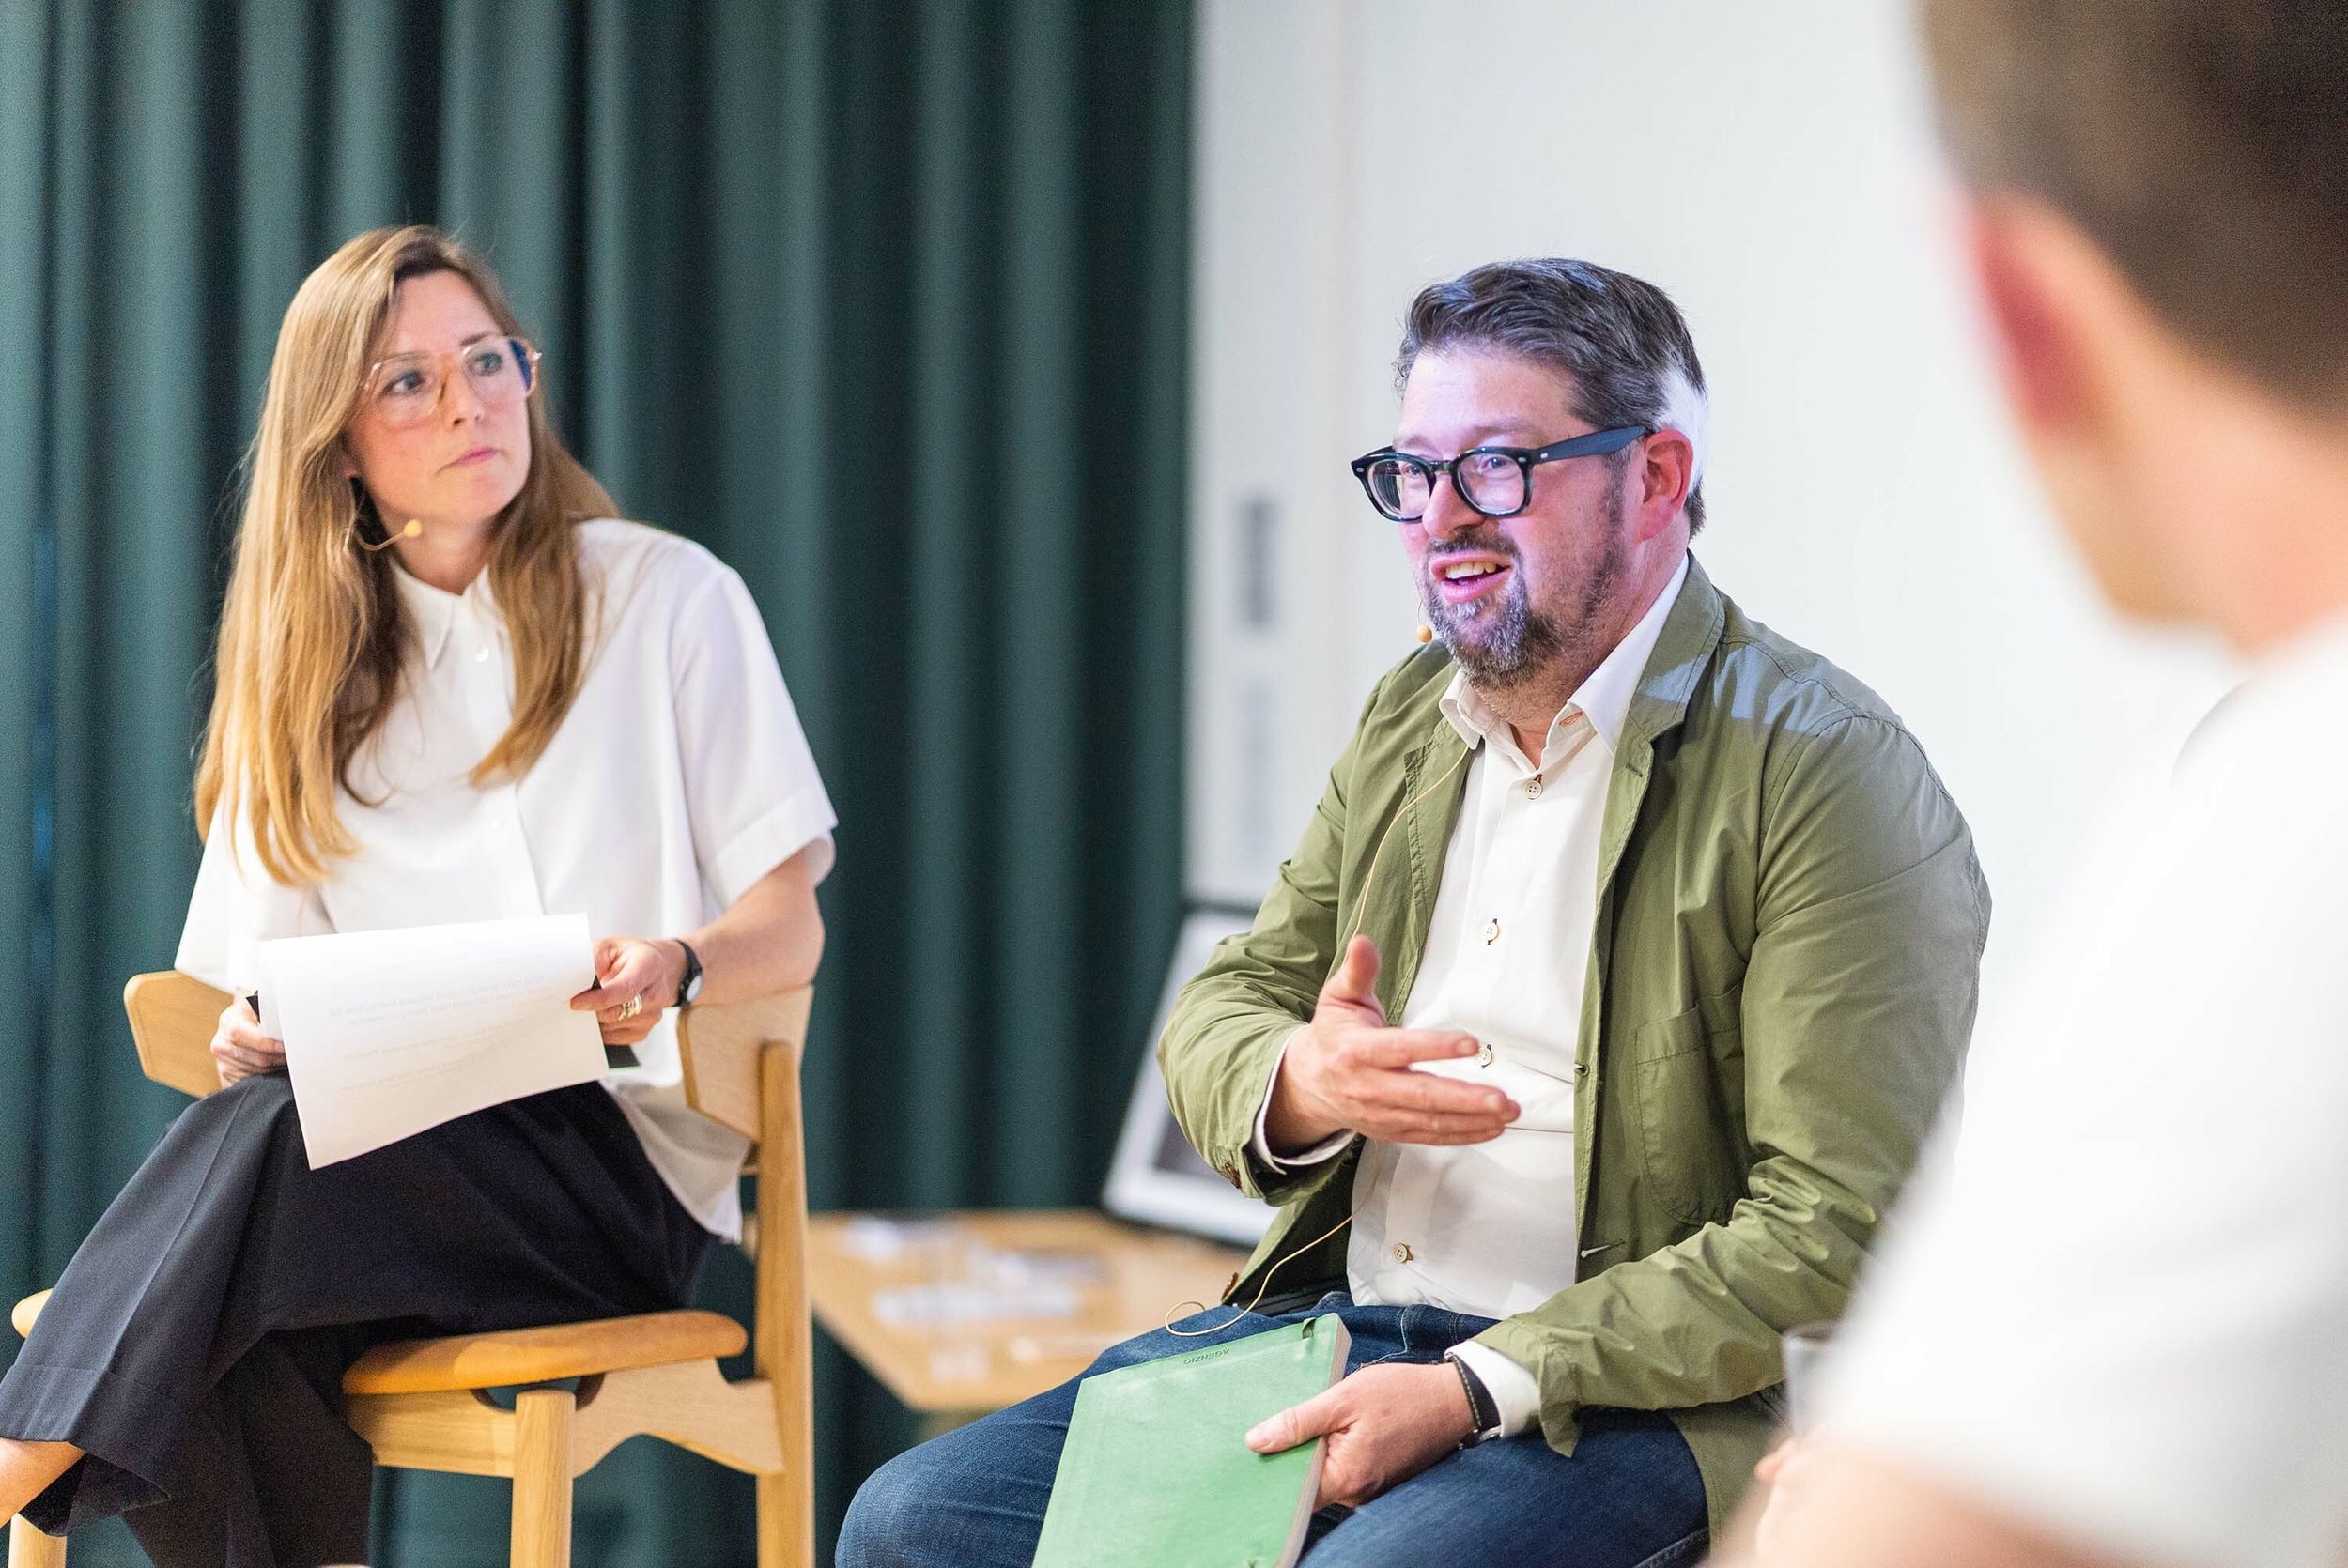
[123,971,233,1099]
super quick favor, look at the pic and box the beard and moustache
[1417,466,1630,691]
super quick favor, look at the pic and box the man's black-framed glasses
[1350,424,1648,522]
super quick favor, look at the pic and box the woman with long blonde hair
[0,226,834,1563]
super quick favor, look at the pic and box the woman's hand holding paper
[569,935,687,1045]
[209,996,286,1088]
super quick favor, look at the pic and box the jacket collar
[1618,551,1726,762]
[1387,557,1709,995]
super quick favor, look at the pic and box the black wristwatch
[1448,1352,1504,1450]
[672,939,704,1007]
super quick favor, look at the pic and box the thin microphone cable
[1164,738,1475,1336]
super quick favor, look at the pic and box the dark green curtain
[0,1,1191,1562]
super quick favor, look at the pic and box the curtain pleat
[0,0,55,1358]
[0,1,1191,1560]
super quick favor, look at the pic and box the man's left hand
[1244,1360,1475,1508]
[568,936,685,1046]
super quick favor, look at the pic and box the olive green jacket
[1158,557,1988,1537]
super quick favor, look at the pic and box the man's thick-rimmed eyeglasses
[1350,424,1648,522]
[363,335,542,430]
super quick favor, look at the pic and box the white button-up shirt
[1256,557,1688,1431]
[176,519,836,1239]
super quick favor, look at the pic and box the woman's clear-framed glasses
[1350,424,1648,522]
[363,335,542,429]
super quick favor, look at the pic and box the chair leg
[510,1389,575,1568]
[755,1469,814,1568]
[10,1513,67,1567]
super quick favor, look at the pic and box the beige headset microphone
[359,517,424,552]
[346,462,423,550]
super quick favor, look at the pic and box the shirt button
[474,646,490,663]
[1392,1242,1413,1264]
[1476,1042,1494,1068]
[1483,917,1501,945]
[1524,777,1543,799]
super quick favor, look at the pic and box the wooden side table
[805,1209,1255,1438]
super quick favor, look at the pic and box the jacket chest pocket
[1630,1002,1743,1225]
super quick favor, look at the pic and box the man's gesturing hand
[1244,1360,1476,1509]
[1261,935,1518,1152]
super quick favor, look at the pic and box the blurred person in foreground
[0,225,834,1565]
[1722,5,2348,1567]
[839,257,1989,1567]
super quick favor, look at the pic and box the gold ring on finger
[617,994,643,1021]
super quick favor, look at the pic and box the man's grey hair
[1396,258,1710,535]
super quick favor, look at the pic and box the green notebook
[1033,1314,1352,1568]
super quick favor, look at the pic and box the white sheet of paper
[257,913,609,1167]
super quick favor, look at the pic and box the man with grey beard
[838,258,1989,1567]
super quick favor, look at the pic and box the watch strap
[674,938,704,1007]
[1449,1352,1502,1448]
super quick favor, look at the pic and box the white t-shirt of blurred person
[177,520,836,1243]
[1815,613,2348,1568]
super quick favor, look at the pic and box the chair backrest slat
[124,971,811,1144]
[676,989,810,1145]
[124,972,233,1099]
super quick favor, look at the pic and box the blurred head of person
[1377,259,1706,700]
[197,224,616,885]
[1922,0,2348,652]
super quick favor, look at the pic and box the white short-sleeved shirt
[175,519,836,1240]
[1815,615,2348,1568]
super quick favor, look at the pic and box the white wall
[1186,0,2234,1011]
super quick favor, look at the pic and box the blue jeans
[838,1292,1708,1568]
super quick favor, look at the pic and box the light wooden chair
[8,970,817,1568]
